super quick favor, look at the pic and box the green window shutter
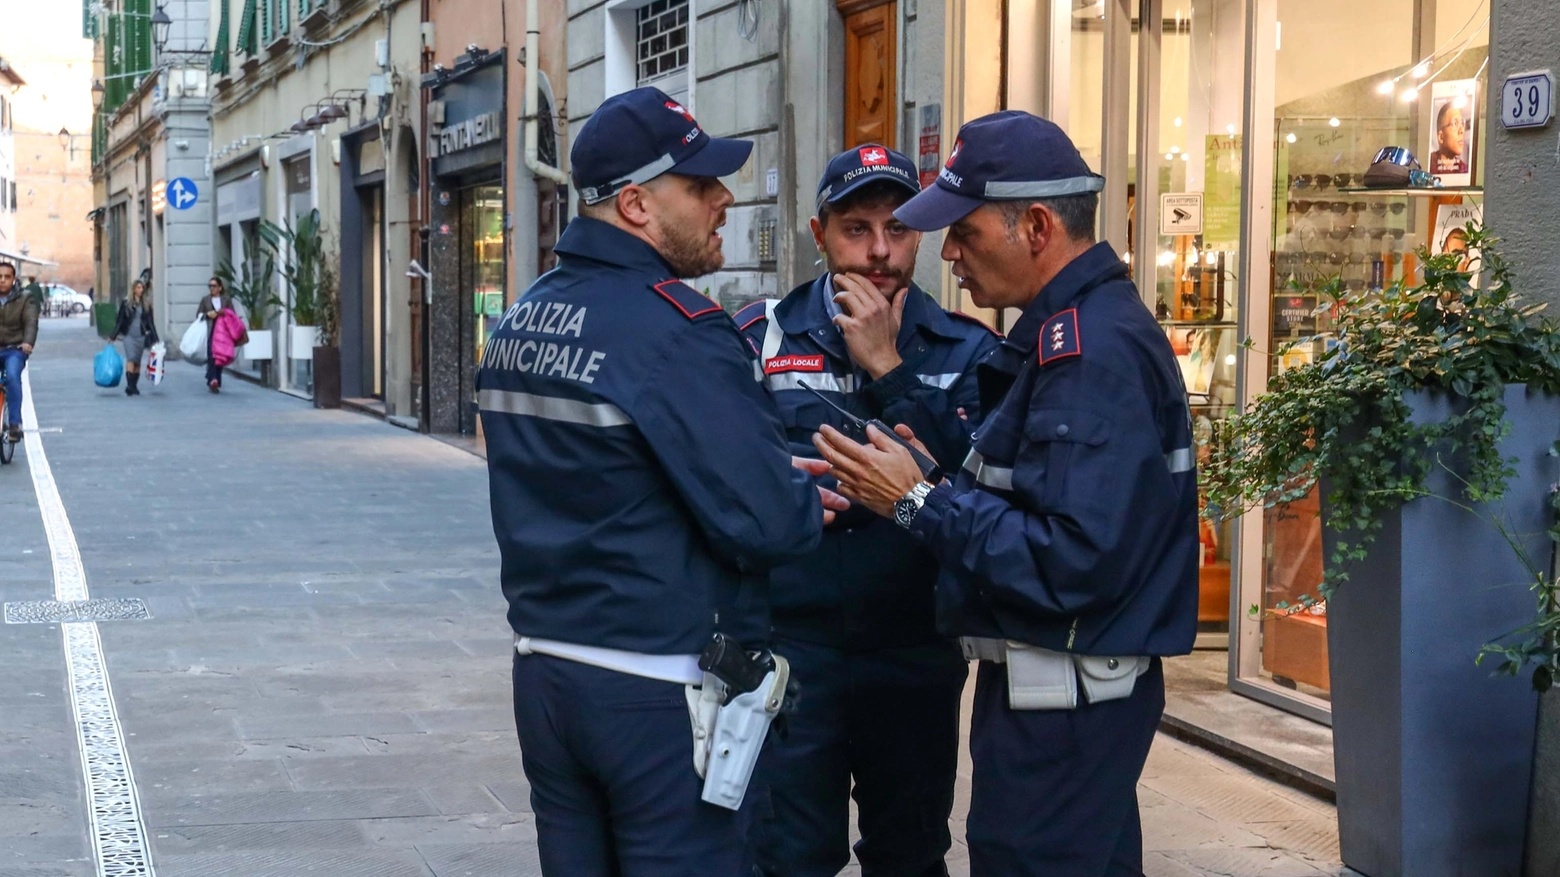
[277,0,288,36]
[82,0,98,39]
[210,0,231,74]
[259,0,271,45]
[105,14,124,110]
[236,0,257,55]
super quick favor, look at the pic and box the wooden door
[839,0,897,149]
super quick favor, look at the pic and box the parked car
[43,284,92,316]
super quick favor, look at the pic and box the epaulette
[1038,308,1082,366]
[652,280,723,320]
[733,300,768,331]
[949,310,1002,337]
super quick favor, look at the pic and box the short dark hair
[997,193,1098,242]
[0,262,15,276]
[818,179,915,227]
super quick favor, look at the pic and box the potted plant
[261,208,326,363]
[215,237,279,363]
[310,239,342,409]
[1202,224,1560,877]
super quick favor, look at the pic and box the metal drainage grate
[4,598,151,624]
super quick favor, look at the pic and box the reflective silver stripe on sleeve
[767,372,857,394]
[917,373,962,389]
[984,175,1106,199]
[1165,447,1195,474]
[962,449,1014,491]
[477,389,632,428]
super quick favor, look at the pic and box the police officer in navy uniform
[732,144,999,877]
[736,145,1004,873]
[477,86,844,877]
[813,112,1200,876]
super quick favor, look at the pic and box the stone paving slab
[0,321,1350,877]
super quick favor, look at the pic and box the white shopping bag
[179,317,207,362]
[146,342,166,385]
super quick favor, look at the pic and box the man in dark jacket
[735,145,1000,877]
[0,262,39,440]
[814,112,1200,877]
[477,87,843,877]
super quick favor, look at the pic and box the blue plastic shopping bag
[94,343,124,388]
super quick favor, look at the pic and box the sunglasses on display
[1367,202,1408,215]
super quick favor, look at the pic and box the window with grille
[635,0,688,88]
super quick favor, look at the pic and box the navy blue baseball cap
[571,87,754,205]
[815,144,920,214]
[895,111,1104,231]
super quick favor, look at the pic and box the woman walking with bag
[109,280,158,396]
[196,277,241,393]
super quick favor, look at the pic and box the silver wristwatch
[894,482,936,529]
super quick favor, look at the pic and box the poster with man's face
[1429,80,1477,187]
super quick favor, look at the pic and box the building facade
[420,0,568,436]
[206,0,422,408]
[0,59,25,257]
[89,0,213,337]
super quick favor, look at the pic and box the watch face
[894,497,918,528]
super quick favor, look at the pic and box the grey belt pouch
[1005,643,1078,710]
[1075,655,1148,704]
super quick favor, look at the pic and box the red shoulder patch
[733,300,768,331]
[653,280,723,320]
[949,310,1002,337]
[1038,309,1082,366]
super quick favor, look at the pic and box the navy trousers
[966,658,1165,877]
[512,653,756,877]
[753,638,968,877]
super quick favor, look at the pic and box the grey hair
[996,193,1098,242]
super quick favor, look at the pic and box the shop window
[1251,0,1488,706]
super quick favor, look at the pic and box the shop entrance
[457,184,505,436]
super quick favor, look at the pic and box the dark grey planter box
[1325,385,1556,877]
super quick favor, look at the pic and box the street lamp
[150,5,172,53]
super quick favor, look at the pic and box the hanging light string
[1397,13,1490,102]
[1376,0,1487,95]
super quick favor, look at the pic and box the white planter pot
[240,329,274,361]
[289,325,318,360]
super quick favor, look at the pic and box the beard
[657,212,726,278]
[829,256,914,296]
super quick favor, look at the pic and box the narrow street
[1,319,1347,877]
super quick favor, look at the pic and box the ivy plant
[1200,223,1560,691]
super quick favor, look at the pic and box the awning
[0,248,59,267]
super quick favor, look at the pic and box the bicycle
[0,383,12,465]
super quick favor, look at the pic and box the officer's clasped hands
[812,422,930,518]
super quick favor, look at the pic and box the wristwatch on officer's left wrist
[894,482,936,529]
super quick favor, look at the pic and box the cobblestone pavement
[0,319,1347,877]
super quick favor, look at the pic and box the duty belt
[960,637,1149,710]
[514,635,704,685]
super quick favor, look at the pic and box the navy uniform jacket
[907,243,1200,657]
[734,277,1001,651]
[477,217,823,656]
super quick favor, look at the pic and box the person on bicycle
[0,262,39,441]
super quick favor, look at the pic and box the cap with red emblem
[571,86,754,205]
[814,143,920,214]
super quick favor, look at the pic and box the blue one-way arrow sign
[168,177,198,211]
